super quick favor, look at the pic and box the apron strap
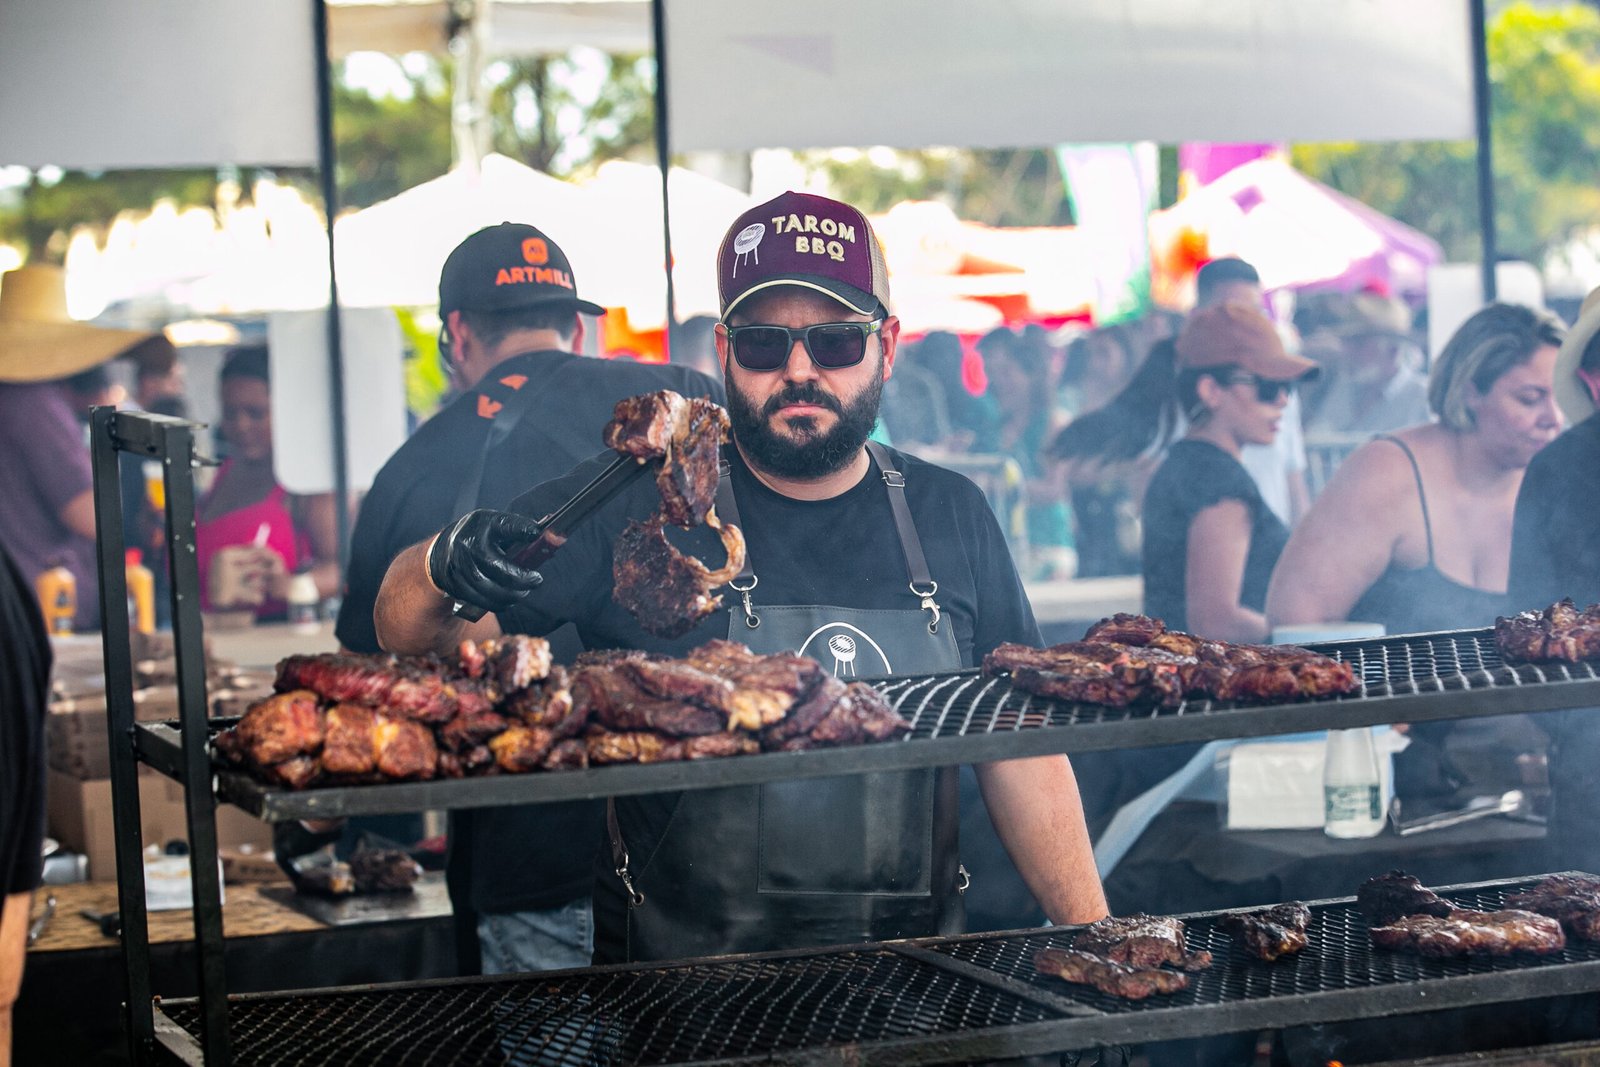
[452,357,545,518]
[718,444,945,633]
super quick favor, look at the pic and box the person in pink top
[195,346,339,618]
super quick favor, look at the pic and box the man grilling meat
[336,222,719,975]
[375,191,1108,964]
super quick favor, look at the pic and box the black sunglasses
[1220,373,1295,404]
[725,319,885,371]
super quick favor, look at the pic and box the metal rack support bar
[91,407,155,1065]
[159,417,232,1065]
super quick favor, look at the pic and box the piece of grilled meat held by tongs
[433,391,745,639]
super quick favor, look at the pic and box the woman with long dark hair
[1140,303,1317,641]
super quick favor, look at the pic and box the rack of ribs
[1072,915,1213,971]
[986,614,1357,709]
[1369,908,1566,957]
[1033,947,1191,1000]
[1219,903,1311,961]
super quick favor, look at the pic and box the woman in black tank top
[1268,304,1566,636]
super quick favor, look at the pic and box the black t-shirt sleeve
[962,479,1043,655]
[1179,444,1262,513]
[0,545,50,895]
[334,489,390,654]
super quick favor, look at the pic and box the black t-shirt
[1509,412,1600,610]
[1,544,50,896]
[337,349,719,914]
[1141,439,1288,633]
[502,443,1041,664]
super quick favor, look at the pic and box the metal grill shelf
[150,874,1600,1066]
[144,629,1600,821]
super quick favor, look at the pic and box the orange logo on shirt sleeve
[477,395,504,419]
[499,374,529,390]
[522,238,549,265]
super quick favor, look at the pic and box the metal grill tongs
[451,453,658,621]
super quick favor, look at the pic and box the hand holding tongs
[447,454,658,622]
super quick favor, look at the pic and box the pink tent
[1150,158,1444,303]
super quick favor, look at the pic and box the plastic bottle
[287,570,320,635]
[35,564,76,636]
[125,548,156,635]
[1323,727,1385,838]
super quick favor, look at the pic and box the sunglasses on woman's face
[725,319,885,372]
[1221,373,1295,404]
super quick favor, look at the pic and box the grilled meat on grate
[984,641,1189,707]
[1496,599,1600,664]
[1072,915,1212,971]
[1507,874,1600,940]
[1034,947,1191,999]
[213,689,323,767]
[1219,903,1311,961]
[276,651,496,723]
[986,614,1357,708]
[1357,870,1456,926]
[1370,908,1566,957]
[220,637,907,787]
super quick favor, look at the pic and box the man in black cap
[373,192,1107,965]
[337,222,718,973]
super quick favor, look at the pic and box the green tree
[1293,2,1600,264]
[333,58,453,209]
[486,52,657,176]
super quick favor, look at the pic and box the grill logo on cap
[732,223,765,276]
[522,238,549,265]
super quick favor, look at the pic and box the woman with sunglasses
[1266,303,1564,637]
[1141,302,1317,643]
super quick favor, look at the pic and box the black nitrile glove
[427,509,545,615]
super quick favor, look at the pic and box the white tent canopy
[332,153,605,308]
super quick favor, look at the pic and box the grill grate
[148,629,1600,821]
[879,630,1600,740]
[158,950,1059,1066]
[930,876,1600,1021]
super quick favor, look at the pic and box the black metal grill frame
[140,630,1600,821]
[152,874,1600,1066]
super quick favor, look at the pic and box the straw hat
[0,265,158,384]
[1334,291,1414,342]
[1554,285,1600,424]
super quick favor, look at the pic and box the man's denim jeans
[478,896,594,974]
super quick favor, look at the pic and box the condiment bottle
[1323,727,1384,838]
[35,564,76,636]
[287,570,320,634]
[125,548,156,635]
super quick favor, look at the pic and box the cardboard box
[47,768,274,881]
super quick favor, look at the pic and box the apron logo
[800,623,892,676]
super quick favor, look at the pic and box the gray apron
[601,443,965,962]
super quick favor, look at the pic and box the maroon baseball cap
[717,191,892,321]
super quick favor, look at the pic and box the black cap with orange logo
[438,222,605,317]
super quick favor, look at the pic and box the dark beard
[726,365,883,480]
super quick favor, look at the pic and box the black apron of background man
[600,443,967,963]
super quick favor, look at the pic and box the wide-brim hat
[0,265,158,383]
[1333,291,1414,342]
[1555,285,1600,423]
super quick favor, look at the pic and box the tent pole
[1470,0,1497,303]
[651,0,680,345]
[313,0,352,561]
